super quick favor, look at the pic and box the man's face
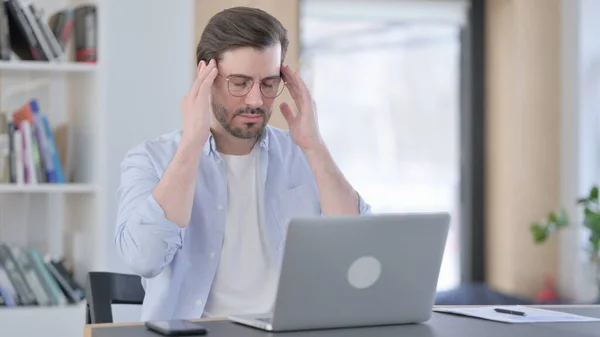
[210,44,282,139]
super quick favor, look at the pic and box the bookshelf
[0,0,100,330]
[0,0,198,334]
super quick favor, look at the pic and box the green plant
[531,186,600,253]
[530,206,570,244]
[577,186,600,259]
[530,185,600,301]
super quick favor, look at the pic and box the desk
[84,305,600,337]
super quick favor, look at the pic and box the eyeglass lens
[227,75,285,98]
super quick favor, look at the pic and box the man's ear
[197,59,206,73]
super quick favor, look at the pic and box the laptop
[228,212,450,332]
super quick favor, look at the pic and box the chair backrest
[85,271,145,324]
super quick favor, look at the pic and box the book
[8,245,52,306]
[27,3,63,61]
[11,127,23,184]
[0,243,36,305]
[17,0,53,61]
[0,265,17,306]
[3,0,44,60]
[45,258,85,303]
[48,8,72,53]
[19,120,37,184]
[73,4,95,63]
[2,0,68,62]
[29,249,68,306]
[2,98,68,184]
[0,0,11,60]
[0,113,9,183]
[0,242,85,308]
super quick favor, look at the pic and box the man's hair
[196,7,289,65]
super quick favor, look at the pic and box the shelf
[0,60,97,73]
[0,301,86,311]
[0,183,98,193]
[0,302,87,337]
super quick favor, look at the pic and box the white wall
[98,0,195,274]
[559,0,600,302]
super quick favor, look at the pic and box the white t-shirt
[203,146,278,317]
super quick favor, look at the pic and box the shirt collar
[203,126,270,156]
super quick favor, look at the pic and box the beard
[211,95,271,139]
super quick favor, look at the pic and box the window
[300,0,468,290]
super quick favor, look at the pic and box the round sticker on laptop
[347,256,381,289]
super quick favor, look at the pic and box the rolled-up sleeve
[357,191,373,215]
[114,145,184,278]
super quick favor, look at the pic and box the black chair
[85,271,145,324]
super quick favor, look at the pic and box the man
[115,6,371,321]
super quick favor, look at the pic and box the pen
[494,308,526,316]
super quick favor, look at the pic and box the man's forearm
[152,139,202,227]
[303,144,359,216]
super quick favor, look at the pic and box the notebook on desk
[434,305,600,323]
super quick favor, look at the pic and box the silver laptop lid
[270,213,450,331]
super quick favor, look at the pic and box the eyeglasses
[220,74,286,99]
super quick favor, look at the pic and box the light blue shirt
[114,126,372,321]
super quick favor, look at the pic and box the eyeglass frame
[217,72,287,99]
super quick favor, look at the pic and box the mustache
[234,108,266,116]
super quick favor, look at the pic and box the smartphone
[145,319,208,336]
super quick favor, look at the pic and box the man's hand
[151,59,218,227]
[279,63,324,153]
[181,59,218,149]
[279,63,362,216]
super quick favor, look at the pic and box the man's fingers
[189,60,207,97]
[281,64,297,90]
[289,65,312,104]
[198,67,219,99]
[193,59,217,97]
[281,64,303,106]
[280,102,296,125]
[282,64,311,112]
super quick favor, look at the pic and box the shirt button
[217,159,223,164]
[209,252,215,259]
[217,204,224,211]
[196,299,203,306]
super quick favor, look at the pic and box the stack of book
[0,99,71,184]
[0,0,97,63]
[0,242,85,307]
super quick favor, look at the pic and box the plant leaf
[584,208,596,229]
[589,213,600,234]
[585,207,595,217]
[584,210,598,229]
[590,186,599,201]
[530,223,548,243]
[589,234,600,256]
[555,207,569,227]
[548,212,557,223]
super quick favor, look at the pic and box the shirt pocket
[269,184,321,249]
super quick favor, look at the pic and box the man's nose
[244,83,263,108]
